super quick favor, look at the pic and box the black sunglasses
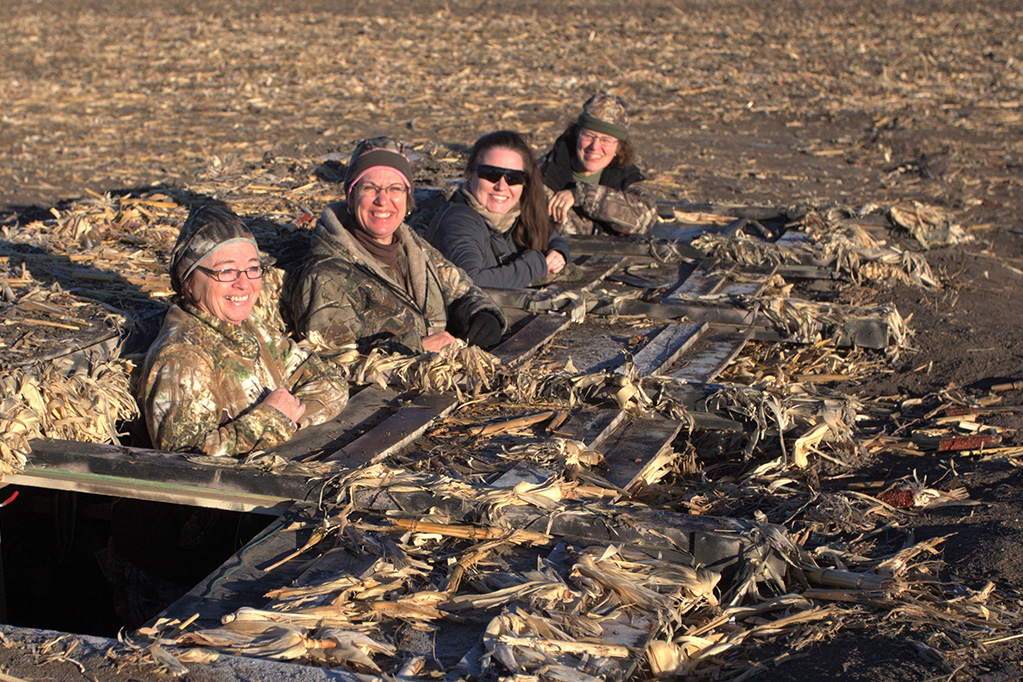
[474,164,527,186]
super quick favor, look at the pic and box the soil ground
[1,0,1023,680]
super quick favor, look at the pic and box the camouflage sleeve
[416,234,507,333]
[571,181,658,235]
[278,338,349,427]
[143,344,296,457]
[290,263,363,355]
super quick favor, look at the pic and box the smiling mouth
[226,295,250,303]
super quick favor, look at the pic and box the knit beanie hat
[169,205,258,294]
[577,93,630,141]
[343,137,414,203]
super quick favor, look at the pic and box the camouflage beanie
[577,92,630,141]
[343,136,414,203]
[169,205,258,294]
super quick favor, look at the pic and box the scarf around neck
[341,208,407,289]
[458,183,520,235]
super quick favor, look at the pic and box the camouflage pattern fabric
[140,303,348,456]
[577,92,631,141]
[286,202,505,357]
[558,182,658,236]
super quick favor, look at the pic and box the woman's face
[574,127,619,175]
[352,168,408,244]
[469,147,525,215]
[184,240,262,325]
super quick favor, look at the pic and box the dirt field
[2,0,1023,680]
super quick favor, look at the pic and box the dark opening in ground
[0,487,274,637]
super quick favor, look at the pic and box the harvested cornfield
[2,1,1023,681]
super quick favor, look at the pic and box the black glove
[464,311,504,349]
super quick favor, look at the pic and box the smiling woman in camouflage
[542,93,658,236]
[140,205,348,456]
[286,137,506,357]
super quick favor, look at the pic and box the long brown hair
[465,130,552,252]
[564,122,635,169]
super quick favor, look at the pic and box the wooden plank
[691,411,745,431]
[666,258,775,302]
[7,469,295,514]
[490,313,572,365]
[670,325,753,383]
[661,202,792,222]
[487,253,630,368]
[716,263,777,298]
[598,414,685,491]
[775,231,807,247]
[322,392,458,464]
[264,385,398,461]
[546,253,624,293]
[622,321,707,377]
[552,407,628,450]
[561,234,703,260]
[21,439,320,512]
[665,260,729,298]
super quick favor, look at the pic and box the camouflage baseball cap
[169,205,258,294]
[577,92,630,141]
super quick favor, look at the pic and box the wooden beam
[490,313,572,366]
[597,414,685,491]
[623,321,707,377]
[264,385,398,461]
[671,325,753,383]
[322,392,458,464]
[20,440,319,513]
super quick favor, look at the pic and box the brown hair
[465,130,552,253]
[564,122,636,169]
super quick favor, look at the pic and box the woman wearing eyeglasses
[286,137,506,357]
[425,130,569,290]
[542,93,658,236]
[139,205,348,456]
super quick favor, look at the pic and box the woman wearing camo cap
[140,204,348,456]
[542,93,658,236]
[286,136,507,357]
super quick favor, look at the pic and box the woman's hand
[422,331,459,353]
[545,250,566,275]
[262,387,307,424]
[547,189,576,223]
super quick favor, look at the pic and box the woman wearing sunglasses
[425,130,569,290]
[286,137,506,357]
[140,205,348,456]
[542,93,658,236]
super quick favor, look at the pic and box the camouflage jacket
[140,302,348,456]
[541,132,658,236]
[285,202,506,356]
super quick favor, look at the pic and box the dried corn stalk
[693,209,940,289]
[0,357,138,478]
[304,334,500,400]
[889,201,973,249]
